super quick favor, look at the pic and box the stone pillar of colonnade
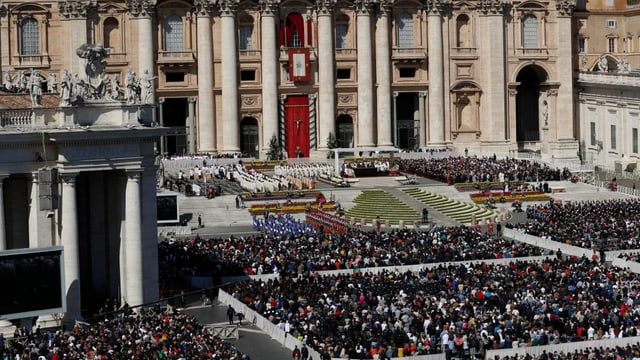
[426,0,446,145]
[355,0,375,147]
[375,0,393,147]
[60,173,80,326]
[220,0,240,153]
[194,0,217,152]
[124,170,144,307]
[316,0,336,151]
[58,0,91,76]
[261,0,280,155]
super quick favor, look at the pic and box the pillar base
[36,314,64,330]
[0,320,16,337]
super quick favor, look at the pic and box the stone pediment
[453,0,476,10]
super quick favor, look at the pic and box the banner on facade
[288,48,310,82]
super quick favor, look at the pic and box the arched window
[239,16,254,50]
[397,12,413,48]
[103,17,120,52]
[163,14,183,52]
[335,15,349,49]
[522,14,538,49]
[456,14,470,48]
[281,13,304,48]
[21,18,40,55]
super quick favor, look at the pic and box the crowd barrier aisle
[611,257,640,273]
[503,228,594,259]
[218,290,446,360]
[485,336,640,360]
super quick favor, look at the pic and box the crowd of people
[225,256,640,359]
[1,305,247,360]
[395,156,572,184]
[157,224,547,293]
[507,199,640,250]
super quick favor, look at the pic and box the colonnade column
[375,0,393,147]
[28,172,39,248]
[60,173,80,324]
[426,0,446,145]
[261,0,279,155]
[0,175,5,251]
[124,170,143,307]
[555,0,576,140]
[355,0,375,147]
[316,0,336,151]
[478,0,507,142]
[220,0,240,153]
[58,1,92,76]
[195,0,216,152]
[188,97,197,153]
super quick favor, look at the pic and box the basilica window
[163,14,184,52]
[335,15,350,49]
[397,12,413,48]
[280,13,305,48]
[522,14,538,49]
[239,23,254,50]
[20,18,40,55]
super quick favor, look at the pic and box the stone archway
[515,65,547,143]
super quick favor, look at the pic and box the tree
[326,132,339,159]
[266,135,283,160]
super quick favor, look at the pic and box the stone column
[426,0,446,145]
[195,0,217,152]
[261,0,280,155]
[0,175,5,251]
[355,0,375,147]
[220,0,240,152]
[316,0,336,151]
[419,92,427,148]
[507,87,518,142]
[28,172,39,248]
[127,0,156,94]
[555,0,575,140]
[124,170,143,307]
[478,0,507,142]
[375,0,393,147]
[60,173,80,324]
[188,97,197,153]
[158,98,166,155]
[58,0,93,76]
[0,6,8,81]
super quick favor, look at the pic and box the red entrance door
[284,95,309,158]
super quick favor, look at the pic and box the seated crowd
[225,256,640,359]
[157,224,546,281]
[396,156,572,184]
[2,305,246,360]
[508,199,640,250]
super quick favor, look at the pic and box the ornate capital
[59,0,97,19]
[477,0,508,15]
[547,89,558,97]
[316,0,336,16]
[354,0,375,15]
[193,0,215,16]
[0,5,8,18]
[126,170,142,181]
[508,88,517,96]
[219,0,239,16]
[425,0,451,16]
[126,0,156,17]
[378,0,393,16]
[556,0,575,16]
[60,173,78,185]
[259,0,280,16]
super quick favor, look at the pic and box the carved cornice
[259,0,280,16]
[424,0,451,16]
[219,0,239,16]
[477,0,508,15]
[193,0,216,16]
[315,0,336,16]
[59,0,97,19]
[126,0,156,17]
[556,0,575,16]
[354,0,375,16]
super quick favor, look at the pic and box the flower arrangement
[454,181,525,192]
[470,191,551,204]
[248,201,336,215]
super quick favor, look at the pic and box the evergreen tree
[266,135,283,160]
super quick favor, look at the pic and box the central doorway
[515,66,547,143]
[395,92,420,150]
[161,98,188,155]
[284,95,310,158]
